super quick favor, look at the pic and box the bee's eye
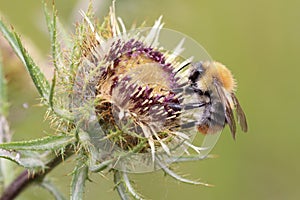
[188,70,200,83]
[189,62,205,83]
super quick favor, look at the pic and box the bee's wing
[231,94,248,132]
[213,79,237,139]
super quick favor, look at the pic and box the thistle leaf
[0,149,46,169]
[169,154,214,163]
[40,180,67,200]
[71,158,88,200]
[49,70,56,110]
[114,171,132,200]
[0,20,50,100]
[0,21,22,60]
[89,159,113,172]
[0,135,75,151]
[114,170,144,200]
[157,159,213,187]
[43,1,59,70]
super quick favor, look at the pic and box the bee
[187,61,248,139]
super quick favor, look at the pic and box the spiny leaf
[40,180,67,200]
[169,154,215,163]
[0,135,75,151]
[0,20,50,100]
[14,33,50,100]
[157,159,213,187]
[43,1,59,70]
[71,157,88,200]
[114,171,132,200]
[114,170,144,200]
[49,70,56,110]
[0,149,46,169]
[0,21,22,60]
[89,159,113,172]
[43,3,76,121]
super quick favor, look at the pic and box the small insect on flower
[186,61,248,139]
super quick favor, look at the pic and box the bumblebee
[187,61,248,139]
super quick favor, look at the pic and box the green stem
[0,145,74,200]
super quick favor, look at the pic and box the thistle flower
[68,4,224,174]
[0,1,247,199]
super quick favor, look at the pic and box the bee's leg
[183,102,206,110]
[167,103,182,110]
[167,102,206,110]
[171,86,203,95]
[179,121,197,129]
[171,88,183,93]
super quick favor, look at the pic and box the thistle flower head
[62,4,225,173]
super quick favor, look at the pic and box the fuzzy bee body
[188,61,248,139]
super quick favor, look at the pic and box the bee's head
[188,62,206,83]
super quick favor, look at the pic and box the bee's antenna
[174,62,191,75]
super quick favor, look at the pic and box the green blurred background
[0,0,299,199]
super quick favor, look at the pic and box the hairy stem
[0,145,74,200]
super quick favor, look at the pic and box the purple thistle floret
[94,38,184,151]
